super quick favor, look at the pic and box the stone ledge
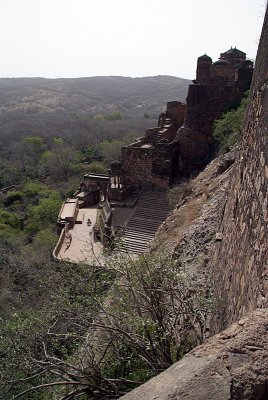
[120,309,268,400]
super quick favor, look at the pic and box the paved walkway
[57,206,104,265]
[56,190,170,263]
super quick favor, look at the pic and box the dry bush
[167,181,192,207]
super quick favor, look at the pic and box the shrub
[22,181,50,199]
[213,94,249,151]
[167,181,192,207]
[89,161,107,174]
[3,191,24,207]
[0,210,21,230]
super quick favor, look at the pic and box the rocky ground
[120,148,268,400]
[150,149,236,325]
[120,309,268,400]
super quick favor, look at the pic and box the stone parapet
[209,6,268,333]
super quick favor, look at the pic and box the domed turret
[213,58,230,66]
[220,47,246,68]
[221,47,246,58]
[198,54,212,63]
[196,54,212,84]
[211,57,234,82]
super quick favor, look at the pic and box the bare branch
[13,381,89,399]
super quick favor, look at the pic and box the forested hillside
[0,74,191,399]
[0,75,189,189]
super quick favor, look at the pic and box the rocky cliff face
[210,6,268,333]
[120,6,268,399]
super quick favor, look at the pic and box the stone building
[177,47,254,173]
[75,173,109,207]
[59,47,253,250]
[121,101,186,188]
[77,47,253,197]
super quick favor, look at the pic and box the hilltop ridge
[0,75,190,118]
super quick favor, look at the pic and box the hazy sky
[0,0,266,79]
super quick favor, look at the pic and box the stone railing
[94,200,112,246]
[52,223,71,260]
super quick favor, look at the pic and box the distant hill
[0,76,191,158]
[0,75,190,118]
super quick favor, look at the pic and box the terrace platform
[56,206,104,265]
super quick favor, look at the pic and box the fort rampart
[210,7,268,332]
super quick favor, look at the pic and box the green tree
[25,194,62,235]
[51,137,64,146]
[81,145,100,162]
[0,210,21,230]
[32,228,58,249]
[22,181,50,201]
[3,191,24,207]
[39,147,80,179]
[22,136,47,164]
[104,112,123,121]
[89,161,107,174]
[97,140,125,166]
[0,263,115,400]
[93,113,105,121]
[0,162,23,189]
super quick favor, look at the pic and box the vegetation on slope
[0,177,210,399]
[0,250,209,399]
[0,160,214,399]
[213,94,249,151]
[0,75,208,399]
[0,124,150,190]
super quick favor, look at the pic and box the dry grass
[167,181,192,207]
[181,197,203,225]
[151,195,206,253]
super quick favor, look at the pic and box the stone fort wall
[210,6,268,333]
[177,47,253,175]
[121,142,179,188]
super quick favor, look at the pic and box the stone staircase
[117,190,171,255]
[147,131,163,144]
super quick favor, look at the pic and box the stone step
[121,233,155,241]
[114,189,171,255]
[122,239,148,247]
[121,242,148,251]
[128,217,166,225]
[121,227,155,235]
[118,240,148,249]
[128,216,164,223]
[122,226,156,234]
[119,242,147,250]
[132,212,169,220]
[121,231,154,238]
[120,234,153,245]
[123,225,155,232]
